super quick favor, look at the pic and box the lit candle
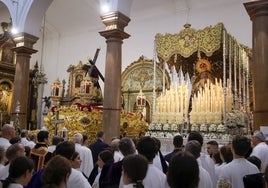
[180,86,183,113]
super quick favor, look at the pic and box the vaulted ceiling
[0,0,248,35]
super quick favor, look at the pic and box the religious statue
[42,96,51,110]
[60,48,104,106]
[0,84,11,112]
[192,59,215,94]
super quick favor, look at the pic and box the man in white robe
[185,140,213,188]
[250,130,268,172]
[74,133,94,178]
[110,138,123,162]
[218,135,259,188]
[0,124,15,150]
[136,136,167,188]
[68,168,91,188]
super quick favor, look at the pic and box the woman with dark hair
[91,150,114,188]
[167,151,199,188]
[41,155,72,188]
[122,154,148,188]
[70,151,82,170]
[70,151,89,179]
[1,156,34,188]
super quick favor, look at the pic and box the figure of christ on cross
[82,48,105,83]
[50,109,64,136]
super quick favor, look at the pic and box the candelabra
[60,126,68,141]
[14,101,20,135]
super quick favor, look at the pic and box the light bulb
[11,27,18,34]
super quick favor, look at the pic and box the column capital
[99,11,131,40]
[12,32,39,49]
[12,46,37,55]
[100,11,130,31]
[244,1,268,20]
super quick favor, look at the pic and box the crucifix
[82,48,105,82]
[50,109,64,136]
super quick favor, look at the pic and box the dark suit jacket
[164,148,182,163]
[89,139,109,164]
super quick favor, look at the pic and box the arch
[1,0,53,37]
[24,0,53,37]
[121,56,171,123]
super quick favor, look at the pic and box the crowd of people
[0,123,268,188]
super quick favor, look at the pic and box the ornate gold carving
[121,56,170,92]
[155,23,224,61]
[198,23,223,56]
[132,69,153,89]
[42,106,148,143]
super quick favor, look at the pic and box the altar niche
[121,56,171,124]
[0,22,16,125]
[0,80,13,125]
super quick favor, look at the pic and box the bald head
[73,133,83,144]
[1,124,15,140]
[110,138,120,151]
[111,138,120,147]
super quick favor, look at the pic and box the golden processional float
[147,23,252,141]
[36,59,148,143]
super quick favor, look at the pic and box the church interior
[0,0,268,143]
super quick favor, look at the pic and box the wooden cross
[50,109,64,136]
[82,48,105,82]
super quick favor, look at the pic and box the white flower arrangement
[200,124,207,132]
[208,124,217,132]
[163,123,170,131]
[155,123,162,131]
[226,110,246,128]
[171,124,178,131]
[148,123,155,130]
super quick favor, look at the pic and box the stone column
[244,1,268,130]
[99,12,130,143]
[11,32,38,130]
